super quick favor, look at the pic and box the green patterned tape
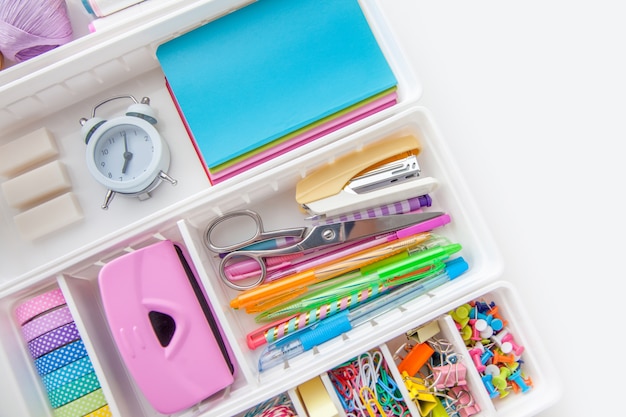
[52,388,108,417]
[48,372,101,408]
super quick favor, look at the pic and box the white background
[380,1,626,416]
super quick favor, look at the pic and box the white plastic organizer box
[0,1,560,416]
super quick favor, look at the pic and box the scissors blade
[341,211,445,242]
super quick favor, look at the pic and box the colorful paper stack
[157,0,398,184]
[14,288,111,417]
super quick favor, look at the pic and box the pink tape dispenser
[98,240,234,414]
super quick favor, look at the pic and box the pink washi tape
[14,288,66,325]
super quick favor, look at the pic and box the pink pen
[226,213,452,283]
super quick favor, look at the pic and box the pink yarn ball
[0,0,73,63]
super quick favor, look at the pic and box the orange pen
[229,232,432,312]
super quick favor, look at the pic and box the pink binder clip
[432,363,467,389]
[450,385,480,417]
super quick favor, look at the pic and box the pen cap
[445,257,469,280]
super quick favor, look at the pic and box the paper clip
[359,386,385,417]
[376,368,404,403]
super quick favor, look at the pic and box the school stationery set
[0,0,560,417]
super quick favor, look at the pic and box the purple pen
[309,195,432,225]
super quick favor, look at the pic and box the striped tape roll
[21,306,74,342]
[52,388,108,417]
[48,371,101,408]
[35,340,89,376]
[28,322,81,359]
[14,288,66,325]
[42,356,95,392]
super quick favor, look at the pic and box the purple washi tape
[21,306,74,342]
[28,322,81,359]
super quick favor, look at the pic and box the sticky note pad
[157,0,397,169]
[2,160,72,209]
[0,127,59,177]
[297,376,339,417]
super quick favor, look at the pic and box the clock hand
[121,132,133,174]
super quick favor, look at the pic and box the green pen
[374,243,462,282]
[255,242,460,322]
[254,237,448,322]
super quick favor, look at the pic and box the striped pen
[306,195,432,224]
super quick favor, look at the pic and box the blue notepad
[156,0,397,168]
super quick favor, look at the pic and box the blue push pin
[481,374,499,398]
[508,369,531,393]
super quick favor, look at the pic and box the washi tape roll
[28,322,81,359]
[52,388,108,417]
[14,288,66,325]
[42,356,95,392]
[47,371,101,408]
[35,340,89,376]
[21,306,74,342]
[84,404,112,417]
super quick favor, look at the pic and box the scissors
[205,209,445,290]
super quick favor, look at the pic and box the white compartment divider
[318,372,349,417]
[57,274,145,417]
[287,387,307,417]
[439,313,497,416]
[378,343,422,416]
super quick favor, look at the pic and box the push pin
[491,366,511,391]
[481,374,499,398]
[507,369,531,393]
[480,349,494,366]
[469,348,486,372]
[502,333,524,356]
[490,328,510,348]
[493,351,515,365]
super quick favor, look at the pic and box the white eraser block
[14,192,83,241]
[0,128,59,177]
[2,161,72,209]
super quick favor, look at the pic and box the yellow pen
[229,231,432,312]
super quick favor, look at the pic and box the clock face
[93,123,155,182]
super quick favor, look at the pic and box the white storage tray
[0,1,559,416]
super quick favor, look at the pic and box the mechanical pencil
[257,257,469,371]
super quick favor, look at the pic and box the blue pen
[257,257,469,371]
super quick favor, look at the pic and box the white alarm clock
[80,95,177,209]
